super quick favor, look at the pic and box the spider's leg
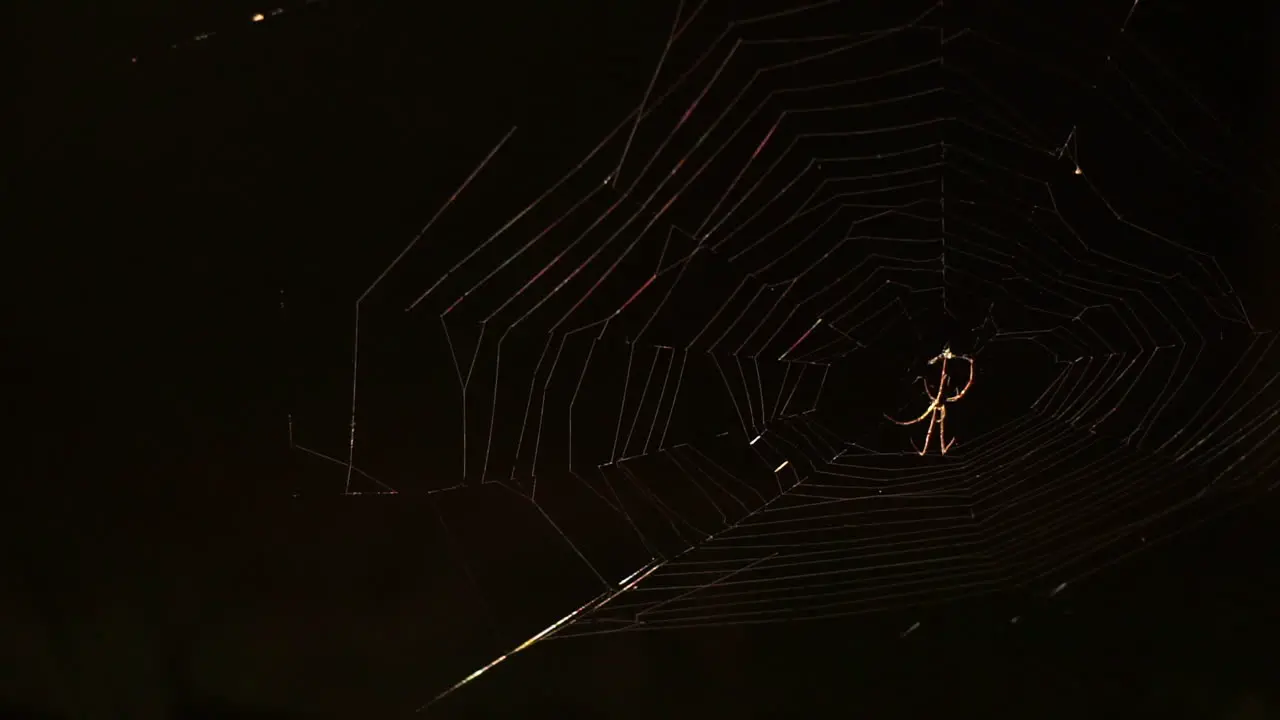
[917,409,938,456]
[885,400,936,426]
[939,406,957,454]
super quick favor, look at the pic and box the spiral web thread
[281,0,1278,709]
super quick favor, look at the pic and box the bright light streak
[780,317,823,360]
[419,559,665,712]
[774,460,789,473]
[750,434,761,445]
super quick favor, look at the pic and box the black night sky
[10,0,1280,718]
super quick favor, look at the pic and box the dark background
[10,0,1279,717]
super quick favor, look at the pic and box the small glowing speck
[253,13,266,22]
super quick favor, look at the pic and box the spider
[885,344,974,455]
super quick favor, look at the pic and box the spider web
[283,0,1278,710]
